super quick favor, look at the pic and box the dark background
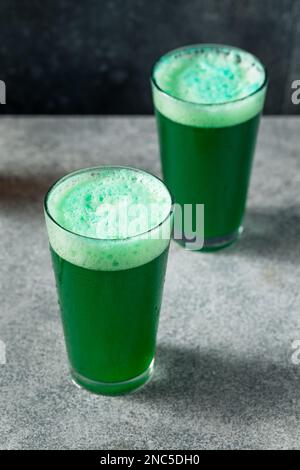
[0,0,299,115]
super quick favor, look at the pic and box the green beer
[44,167,173,395]
[151,44,268,249]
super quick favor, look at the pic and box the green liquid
[155,110,261,246]
[51,246,169,395]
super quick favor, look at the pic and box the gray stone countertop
[1,116,300,450]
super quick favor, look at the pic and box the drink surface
[48,167,171,239]
[152,45,266,128]
[153,45,265,104]
[45,167,172,271]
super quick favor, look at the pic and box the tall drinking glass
[44,166,173,395]
[151,44,268,250]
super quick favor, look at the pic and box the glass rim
[44,165,175,242]
[151,43,269,107]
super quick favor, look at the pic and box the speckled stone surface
[1,117,300,450]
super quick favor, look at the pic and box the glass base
[70,359,155,396]
[201,226,243,252]
[174,226,243,251]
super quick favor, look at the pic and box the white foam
[152,44,267,128]
[44,167,173,271]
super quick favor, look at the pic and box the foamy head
[44,167,173,271]
[152,44,267,128]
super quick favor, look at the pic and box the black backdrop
[0,0,299,114]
